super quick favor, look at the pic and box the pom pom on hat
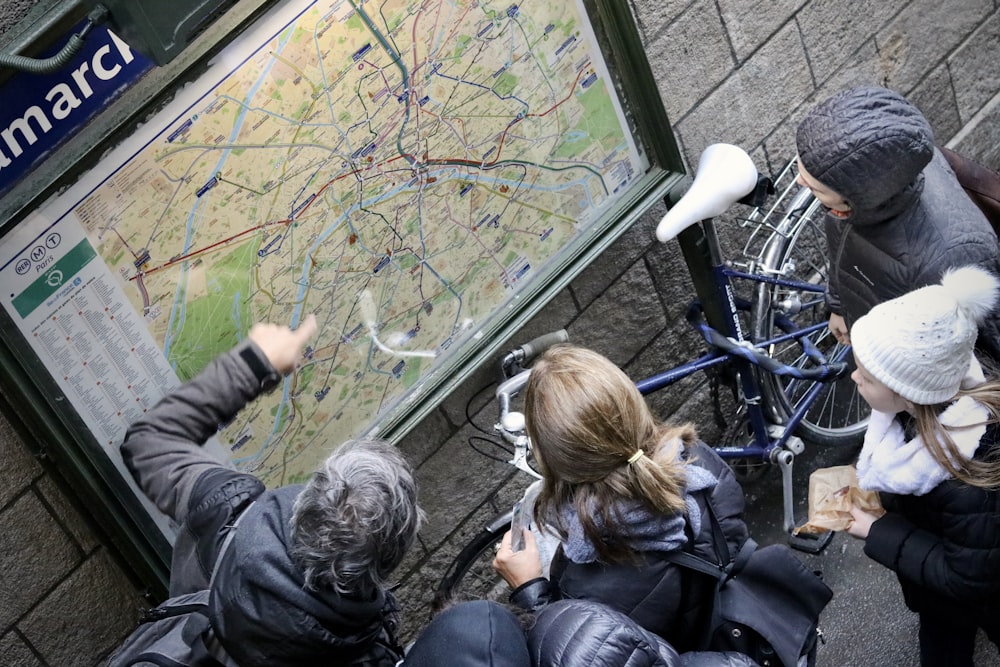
[851,266,1000,405]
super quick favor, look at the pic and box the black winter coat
[796,85,1000,360]
[528,599,758,667]
[122,343,402,666]
[510,442,749,652]
[864,425,1000,625]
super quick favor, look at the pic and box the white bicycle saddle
[655,143,759,243]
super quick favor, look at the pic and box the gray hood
[210,486,394,667]
[796,85,934,224]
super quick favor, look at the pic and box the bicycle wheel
[433,522,509,611]
[750,187,869,446]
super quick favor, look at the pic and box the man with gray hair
[121,315,422,666]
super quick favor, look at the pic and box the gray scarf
[560,464,718,563]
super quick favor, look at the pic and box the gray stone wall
[0,0,998,664]
[0,408,147,666]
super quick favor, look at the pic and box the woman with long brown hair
[492,344,750,650]
[846,265,1000,667]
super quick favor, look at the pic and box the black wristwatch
[239,346,282,393]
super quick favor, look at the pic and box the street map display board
[0,0,674,549]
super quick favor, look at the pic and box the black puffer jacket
[510,442,749,652]
[796,85,1000,358]
[529,599,683,666]
[865,424,1000,624]
[529,599,759,667]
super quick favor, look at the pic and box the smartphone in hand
[510,499,528,552]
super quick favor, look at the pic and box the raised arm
[121,315,317,522]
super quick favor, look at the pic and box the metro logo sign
[0,22,153,197]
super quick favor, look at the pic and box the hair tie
[627,450,644,465]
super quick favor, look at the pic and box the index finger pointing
[296,314,318,342]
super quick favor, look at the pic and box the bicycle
[434,143,870,608]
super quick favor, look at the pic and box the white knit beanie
[851,266,1000,405]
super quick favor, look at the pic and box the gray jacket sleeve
[823,216,845,315]
[121,340,273,524]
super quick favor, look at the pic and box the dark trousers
[918,611,1000,667]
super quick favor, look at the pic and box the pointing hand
[248,314,318,374]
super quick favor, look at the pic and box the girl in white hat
[846,265,1000,666]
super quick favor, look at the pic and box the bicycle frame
[490,176,847,550]
[434,155,859,608]
[634,190,845,548]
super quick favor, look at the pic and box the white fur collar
[856,396,988,495]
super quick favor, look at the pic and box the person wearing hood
[795,85,1000,359]
[491,344,749,653]
[120,315,423,666]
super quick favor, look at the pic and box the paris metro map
[0,0,649,507]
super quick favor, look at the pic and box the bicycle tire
[433,521,509,610]
[751,187,869,446]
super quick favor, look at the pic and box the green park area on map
[74,0,645,485]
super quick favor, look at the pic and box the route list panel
[0,223,182,539]
[0,0,647,507]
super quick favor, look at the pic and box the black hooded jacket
[210,486,401,667]
[865,424,1000,629]
[122,342,402,666]
[796,85,1000,358]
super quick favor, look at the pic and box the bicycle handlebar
[500,329,569,379]
[518,329,569,361]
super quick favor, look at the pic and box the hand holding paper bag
[795,465,884,534]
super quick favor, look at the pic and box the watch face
[261,372,281,393]
[239,346,282,393]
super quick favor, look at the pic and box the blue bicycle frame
[634,196,847,550]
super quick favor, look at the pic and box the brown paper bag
[794,465,884,534]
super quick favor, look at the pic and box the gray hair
[290,438,423,597]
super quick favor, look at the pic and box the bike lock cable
[686,306,847,381]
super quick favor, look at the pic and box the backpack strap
[139,597,210,624]
[662,549,726,579]
[940,145,1000,236]
[725,537,757,581]
[672,487,757,582]
[209,499,255,586]
[133,500,257,666]
[200,500,257,665]
[664,537,758,582]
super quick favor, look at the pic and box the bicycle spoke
[749,170,869,446]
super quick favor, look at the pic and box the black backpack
[666,493,833,667]
[106,590,229,667]
[106,505,253,667]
